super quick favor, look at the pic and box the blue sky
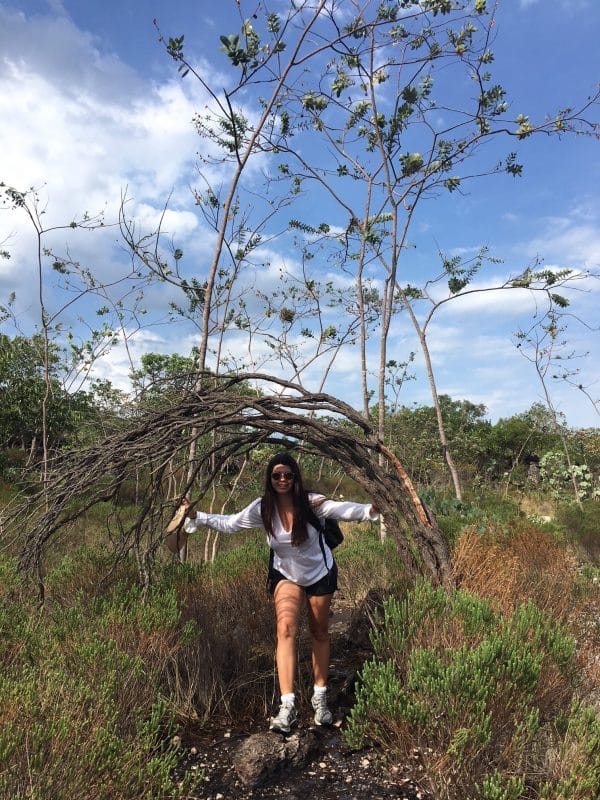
[0,0,598,427]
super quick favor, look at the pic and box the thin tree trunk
[418,329,463,502]
[183,3,329,540]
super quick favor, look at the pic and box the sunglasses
[271,471,295,482]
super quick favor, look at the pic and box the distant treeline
[1,334,598,500]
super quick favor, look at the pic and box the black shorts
[267,562,338,597]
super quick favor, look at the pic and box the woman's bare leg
[273,580,304,695]
[306,593,333,687]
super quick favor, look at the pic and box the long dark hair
[260,452,314,546]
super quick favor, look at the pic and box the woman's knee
[308,619,329,642]
[277,619,298,641]
[273,582,303,640]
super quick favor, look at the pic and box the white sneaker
[269,702,297,734]
[311,692,332,726]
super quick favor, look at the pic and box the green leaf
[400,153,423,177]
[401,86,419,103]
[443,176,461,192]
[550,294,569,308]
[448,278,468,294]
[267,13,280,34]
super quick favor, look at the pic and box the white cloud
[0,5,227,331]
[128,204,199,239]
[432,284,550,318]
[0,54,203,209]
[524,223,600,269]
[518,0,589,8]
[89,324,202,391]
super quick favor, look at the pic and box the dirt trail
[175,600,429,800]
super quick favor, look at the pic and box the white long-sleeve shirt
[183,493,377,586]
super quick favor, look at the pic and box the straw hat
[166,502,188,533]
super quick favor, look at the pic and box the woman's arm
[310,493,379,523]
[183,497,263,534]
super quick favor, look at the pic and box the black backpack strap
[317,531,330,571]
[307,506,331,572]
[266,539,274,592]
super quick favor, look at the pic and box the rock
[527,462,541,486]
[231,730,319,788]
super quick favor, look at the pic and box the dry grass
[519,495,556,519]
[336,523,407,606]
[170,552,276,723]
[452,523,578,620]
[345,572,588,800]
[452,521,600,700]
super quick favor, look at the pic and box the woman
[172,452,378,734]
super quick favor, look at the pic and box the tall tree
[148,0,597,501]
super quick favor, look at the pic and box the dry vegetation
[1,490,599,799]
[452,524,579,619]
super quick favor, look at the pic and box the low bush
[452,523,578,619]
[43,544,139,607]
[0,532,280,797]
[167,539,276,721]
[336,523,407,604]
[555,499,600,563]
[420,489,522,549]
[0,557,202,799]
[344,578,598,800]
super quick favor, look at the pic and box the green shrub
[579,563,600,583]
[336,523,407,602]
[420,489,522,548]
[555,499,600,563]
[43,545,138,606]
[0,447,27,482]
[344,578,596,800]
[0,574,202,800]
[207,535,268,578]
[540,452,599,502]
[539,702,600,800]
[476,772,526,800]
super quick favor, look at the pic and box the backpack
[306,506,344,550]
[319,517,344,549]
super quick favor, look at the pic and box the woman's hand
[166,498,192,532]
[165,500,191,554]
[174,496,197,520]
[180,496,194,518]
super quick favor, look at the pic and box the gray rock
[231,730,319,788]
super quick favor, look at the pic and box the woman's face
[270,464,296,495]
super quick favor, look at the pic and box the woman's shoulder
[239,497,263,523]
[307,491,327,506]
[233,497,263,516]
